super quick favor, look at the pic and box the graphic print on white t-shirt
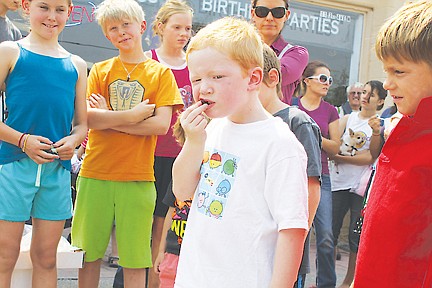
[196,148,239,220]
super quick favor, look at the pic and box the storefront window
[9,0,363,104]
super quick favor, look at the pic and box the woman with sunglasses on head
[329,80,386,288]
[297,60,339,288]
[251,0,309,105]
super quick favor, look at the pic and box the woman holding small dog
[329,80,386,288]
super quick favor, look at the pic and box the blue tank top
[0,44,78,170]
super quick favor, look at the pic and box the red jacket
[355,96,432,287]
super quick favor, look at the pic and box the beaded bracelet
[22,134,30,152]
[18,133,26,148]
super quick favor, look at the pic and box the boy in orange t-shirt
[71,0,183,286]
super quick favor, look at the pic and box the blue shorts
[0,157,72,222]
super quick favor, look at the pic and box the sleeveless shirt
[0,44,78,170]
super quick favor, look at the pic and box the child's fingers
[22,135,59,163]
[180,101,207,124]
[89,93,109,109]
[189,112,208,128]
[51,137,76,160]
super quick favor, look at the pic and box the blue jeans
[313,174,336,288]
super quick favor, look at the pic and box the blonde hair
[152,0,193,39]
[262,44,282,98]
[186,17,263,75]
[95,0,145,35]
[172,114,186,146]
[375,0,432,68]
[173,111,210,146]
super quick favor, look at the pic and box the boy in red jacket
[354,1,432,287]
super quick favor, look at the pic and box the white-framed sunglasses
[308,74,333,85]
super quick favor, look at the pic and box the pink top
[151,49,193,158]
[271,36,309,105]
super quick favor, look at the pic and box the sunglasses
[308,74,333,85]
[349,91,362,96]
[253,6,287,19]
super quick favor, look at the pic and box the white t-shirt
[174,117,308,288]
[330,111,372,191]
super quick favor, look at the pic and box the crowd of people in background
[0,0,431,288]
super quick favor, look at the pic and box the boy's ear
[21,0,30,14]
[141,21,147,34]
[266,68,280,88]
[68,5,73,17]
[247,67,263,91]
[157,21,164,34]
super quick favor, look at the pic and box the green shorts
[71,177,156,268]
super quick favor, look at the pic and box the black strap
[1,91,5,122]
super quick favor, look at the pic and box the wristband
[18,133,26,148]
[22,134,30,153]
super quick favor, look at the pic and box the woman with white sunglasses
[251,0,309,105]
[297,60,340,288]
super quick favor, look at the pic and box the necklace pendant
[127,75,130,81]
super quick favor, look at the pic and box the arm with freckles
[270,228,307,287]
[172,102,209,201]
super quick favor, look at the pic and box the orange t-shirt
[79,57,183,181]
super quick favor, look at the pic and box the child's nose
[200,83,213,95]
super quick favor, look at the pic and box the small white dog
[339,128,366,156]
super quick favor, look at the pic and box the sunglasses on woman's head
[253,6,287,19]
[308,74,333,85]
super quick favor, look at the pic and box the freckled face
[188,47,252,123]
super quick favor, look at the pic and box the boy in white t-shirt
[172,17,309,288]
